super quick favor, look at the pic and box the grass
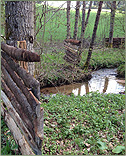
[35,4,125,44]
[40,92,125,155]
[80,48,125,70]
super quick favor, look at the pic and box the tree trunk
[67,1,71,39]
[85,1,92,29]
[5,1,35,75]
[73,1,80,40]
[109,1,116,48]
[81,1,92,48]
[80,1,86,48]
[84,1,103,70]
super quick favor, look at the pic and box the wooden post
[17,40,28,72]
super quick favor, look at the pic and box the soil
[37,64,92,88]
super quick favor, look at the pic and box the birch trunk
[80,1,86,48]
[5,1,35,75]
[67,1,71,39]
[73,1,80,40]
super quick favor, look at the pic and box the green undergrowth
[1,117,21,155]
[80,48,125,70]
[40,92,125,155]
[117,64,125,78]
[37,47,125,86]
[1,92,125,155]
[41,47,125,71]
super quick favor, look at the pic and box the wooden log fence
[1,42,43,155]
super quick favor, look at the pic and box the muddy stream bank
[41,68,125,96]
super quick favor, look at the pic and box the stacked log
[1,42,43,155]
[105,37,125,48]
[64,39,82,65]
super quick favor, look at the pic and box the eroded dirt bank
[37,65,92,88]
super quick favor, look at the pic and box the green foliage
[38,47,125,85]
[112,145,125,154]
[1,117,20,155]
[80,48,125,70]
[1,1,5,35]
[97,140,108,150]
[41,92,125,155]
[117,63,125,78]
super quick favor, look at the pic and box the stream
[41,68,125,96]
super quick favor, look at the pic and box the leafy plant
[41,92,125,155]
[112,145,125,154]
[97,140,108,150]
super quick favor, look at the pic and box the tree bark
[5,1,35,75]
[1,51,40,100]
[17,40,28,72]
[67,1,71,39]
[1,58,43,154]
[84,1,103,69]
[109,1,116,48]
[1,42,40,62]
[85,1,93,28]
[1,65,35,122]
[73,1,80,40]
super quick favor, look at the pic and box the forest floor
[40,92,125,155]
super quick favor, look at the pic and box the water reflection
[41,68,125,96]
